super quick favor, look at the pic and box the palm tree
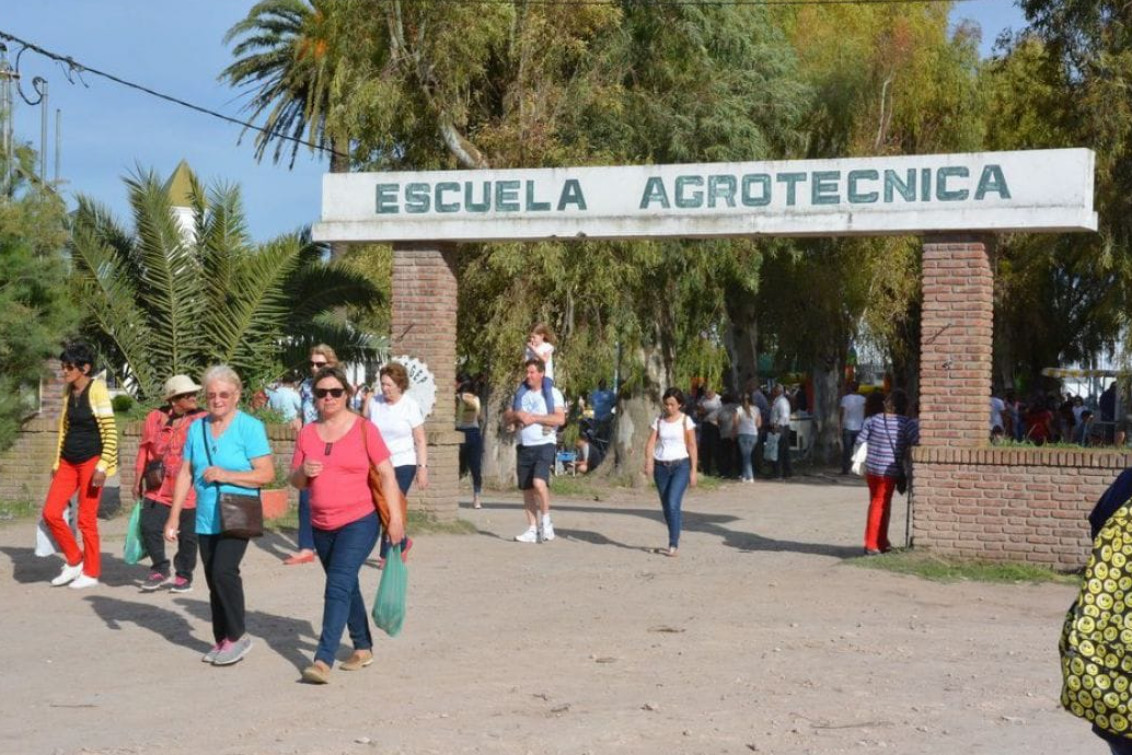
[220,0,349,172]
[69,167,382,400]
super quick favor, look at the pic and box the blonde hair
[531,322,556,346]
[202,364,243,394]
[310,344,339,367]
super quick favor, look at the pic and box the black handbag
[200,422,263,538]
[142,460,166,492]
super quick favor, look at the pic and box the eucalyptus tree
[68,169,382,400]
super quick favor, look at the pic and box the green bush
[111,394,135,414]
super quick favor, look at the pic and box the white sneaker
[69,574,100,590]
[515,527,539,544]
[541,521,556,542]
[50,562,83,587]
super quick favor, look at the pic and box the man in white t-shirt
[503,359,566,543]
[990,393,1006,439]
[839,381,867,474]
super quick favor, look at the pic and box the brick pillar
[391,243,461,520]
[918,234,994,447]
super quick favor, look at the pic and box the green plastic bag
[123,502,144,565]
[372,545,408,637]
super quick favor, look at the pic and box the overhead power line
[0,29,344,160]
[0,0,978,156]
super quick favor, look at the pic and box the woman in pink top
[290,366,403,684]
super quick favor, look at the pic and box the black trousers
[700,422,721,475]
[198,534,249,643]
[139,498,197,580]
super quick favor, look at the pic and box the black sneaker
[170,576,193,594]
[140,572,169,591]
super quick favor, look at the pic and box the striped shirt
[855,414,919,478]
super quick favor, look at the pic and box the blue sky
[3,0,1026,242]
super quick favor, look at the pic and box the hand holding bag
[372,544,408,637]
[763,430,779,462]
[200,421,263,539]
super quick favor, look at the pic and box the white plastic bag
[850,442,868,477]
[35,499,77,557]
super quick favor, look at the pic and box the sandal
[340,649,374,671]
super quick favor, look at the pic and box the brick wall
[0,418,298,509]
[913,234,1108,569]
[391,243,461,521]
[913,446,1132,569]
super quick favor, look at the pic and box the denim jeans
[737,434,757,480]
[653,458,691,549]
[312,511,379,666]
[297,488,315,551]
[841,429,861,474]
[459,426,483,494]
[378,465,416,560]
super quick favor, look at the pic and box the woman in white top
[365,361,427,563]
[644,387,698,557]
[735,392,761,482]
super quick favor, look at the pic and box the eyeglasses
[314,387,346,399]
[172,392,197,401]
[310,361,328,368]
[60,363,76,372]
[205,391,233,400]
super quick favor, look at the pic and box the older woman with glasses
[42,342,118,589]
[164,365,274,667]
[133,374,206,593]
[291,366,403,684]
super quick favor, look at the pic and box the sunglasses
[172,392,197,401]
[205,391,233,400]
[60,363,77,372]
[310,361,328,368]
[314,387,346,399]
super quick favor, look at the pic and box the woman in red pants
[852,389,918,556]
[42,343,118,589]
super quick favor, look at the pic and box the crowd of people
[35,333,918,680]
[990,383,1128,447]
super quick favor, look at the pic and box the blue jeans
[737,434,757,480]
[653,458,690,549]
[378,465,416,559]
[297,488,314,551]
[311,511,380,666]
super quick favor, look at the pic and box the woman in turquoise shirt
[165,365,274,667]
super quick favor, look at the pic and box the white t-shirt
[652,413,695,462]
[367,394,425,467]
[524,341,555,379]
[770,395,792,428]
[840,393,866,432]
[517,385,565,447]
[990,396,1005,431]
[699,394,722,424]
[736,405,759,436]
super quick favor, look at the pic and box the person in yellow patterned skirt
[1060,468,1132,754]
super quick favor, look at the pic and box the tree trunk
[480,384,517,488]
[811,355,842,465]
[725,295,759,393]
[612,344,668,486]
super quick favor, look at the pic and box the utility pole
[33,76,46,185]
[0,44,14,197]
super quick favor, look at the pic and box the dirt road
[0,473,1092,754]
